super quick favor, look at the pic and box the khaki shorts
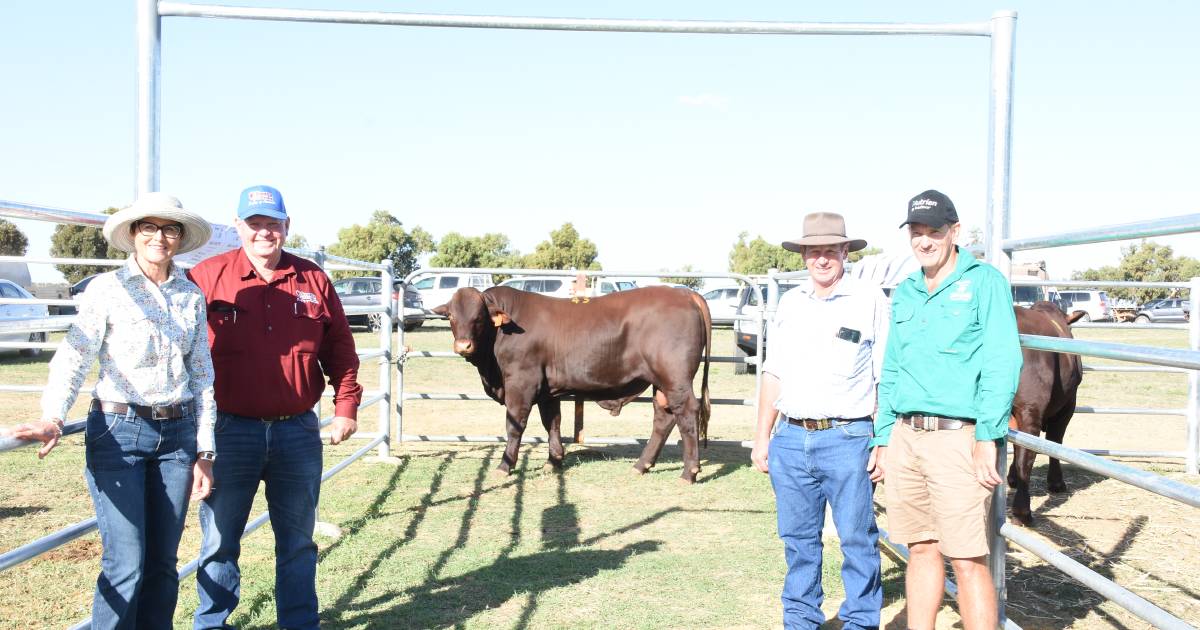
[884,421,992,558]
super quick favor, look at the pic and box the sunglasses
[135,221,184,240]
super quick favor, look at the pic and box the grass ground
[0,322,1195,628]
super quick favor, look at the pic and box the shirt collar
[118,254,183,287]
[799,274,854,300]
[903,246,979,298]
[233,248,298,282]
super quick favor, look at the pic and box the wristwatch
[197,451,217,462]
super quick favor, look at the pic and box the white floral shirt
[41,256,217,453]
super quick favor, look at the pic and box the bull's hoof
[631,463,650,475]
[677,475,696,485]
[1047,479,1067,494]
[490,467,512,481]
[542,459,564,472]
[1008,511,1034,527]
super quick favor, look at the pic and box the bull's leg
[1008,412,1038,526]
[1044,403,1074,494]
[633,390,675,475]
[497,396,534,476]
[667,386,701,484]
[537,398,565,469]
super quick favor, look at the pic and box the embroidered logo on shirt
[949,279,973,302]
[295,291,319,304]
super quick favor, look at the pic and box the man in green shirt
[868,190,1022,630]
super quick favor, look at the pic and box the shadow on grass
[0,505,48,518]
[561,440,751,485]
[331,540,663,630]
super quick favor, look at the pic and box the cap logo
[912,198,938,210]
[248,191,275,205]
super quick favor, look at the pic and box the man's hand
[329,416,357,445]
[5,420,63,459]
[191,459,214,501]
[972,440,1003,490]
[867,445,886,483]
[750,437,770,473]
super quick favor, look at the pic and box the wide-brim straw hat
[781,211,868,253]
[102,192,213,255]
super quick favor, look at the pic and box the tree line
[5,212,1196,301]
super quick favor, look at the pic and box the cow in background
[433,285,712,482]
[1008,301,1085,526]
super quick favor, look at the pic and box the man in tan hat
[751,212,888,630]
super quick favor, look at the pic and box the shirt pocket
[207,302,245,357]
[292,301,328,354]
[936,303,979,353]
[828,334,863,377]
[107,305,155,357]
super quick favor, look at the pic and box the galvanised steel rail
[1007,430,1200,509]
[1019,334,1200,371]
[159,2,994,36]
[1000,523,1193,630]
[1003,214,1200,253]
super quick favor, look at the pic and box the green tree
[50,208,124,284]
[848,246,883,264]
[1072,240,1200,303]
[659,264,704,290]
[285,233,309,250]
[327,210,434,278]
[521,223,601,270]
[727,232,805,275]
[0,219,29,256]
[431,232,520,269]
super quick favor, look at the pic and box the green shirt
[872,249,1023,446]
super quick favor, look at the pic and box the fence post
[1187,277,1199,475]
[135,0,160,196]
[378,260,393,458]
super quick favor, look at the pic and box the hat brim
[782,236,868,253]
[238,208,288,221]
[103,205,213,256]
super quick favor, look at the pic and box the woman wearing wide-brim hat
[7,192,217,628]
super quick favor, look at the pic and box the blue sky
[2,1,1197,284]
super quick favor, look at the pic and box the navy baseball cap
[237,185,288,221]
[900,189,959,229]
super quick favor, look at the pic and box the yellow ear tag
[492,313,506,328]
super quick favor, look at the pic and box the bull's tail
[687,290,713,447]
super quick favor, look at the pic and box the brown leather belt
[91,399,189,421]
[786,417,867,431]
[900,413,975,432]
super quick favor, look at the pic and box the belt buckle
[151,406,169,421]
[922,415,936,431]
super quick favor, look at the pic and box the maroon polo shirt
[187,248,362,419]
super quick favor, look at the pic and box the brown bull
[1008,301,1085,526]
[433,285,712,482]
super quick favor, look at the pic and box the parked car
[498,276,575,298]
[0,279,49,357]
[732,282,801,374]
[596,279,638,294]
[1056,290,1112,322]
[1133,298,1191,324]
[1011,284,1045,308]
[411,272,494,313]
[702,286,742,325]
[332,276,425,332]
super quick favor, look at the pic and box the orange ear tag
[491,313,509,327]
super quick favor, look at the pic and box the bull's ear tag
[492,312,511,327]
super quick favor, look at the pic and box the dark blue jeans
[85,407,197,630]
[768,419,882,630]
[194,410,323,630]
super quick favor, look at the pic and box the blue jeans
[85,407,197,630]
[194,410,323,630]
[768,419,882,630]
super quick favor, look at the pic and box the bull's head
[431,287,511,357]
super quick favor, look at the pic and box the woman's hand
[5,420,63,459]
[191,459,214,501]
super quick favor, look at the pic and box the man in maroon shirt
[188,184,361,630]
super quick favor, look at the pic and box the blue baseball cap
[237,185,288,221]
